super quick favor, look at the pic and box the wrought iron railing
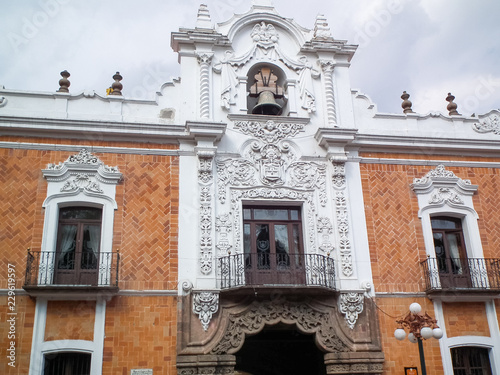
[421,257,500,292]
[24,249,120,288]
[218,253,336,290]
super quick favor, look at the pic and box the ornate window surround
[40,149,122,286]
[411,164,482,260]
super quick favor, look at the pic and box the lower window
[44,352,91,375]
[243,206,304,285]
[451,347,492,375]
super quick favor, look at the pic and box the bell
[252,90,282,115]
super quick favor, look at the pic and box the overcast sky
[1,0,499,116]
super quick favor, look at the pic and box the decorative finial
[57,70,70,93]
[110,72,123,96]
[313,14,333,40]
[446,92,460,116]
[196,4,212,29]
[401,91,414,114]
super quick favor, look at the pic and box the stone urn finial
[110,72,123,96]
[446,92,460,116]
[57,70,71,93]
[401,91,414,114]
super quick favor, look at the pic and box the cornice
[351,133,500,157]
[0,115,227,144]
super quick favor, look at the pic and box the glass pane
[290,209,299,220]
[254,209,288,220]
[243,208,251,220]
[431,218,459,230]
[446,233,463,274]
[292,224,300,266]
[60,207,102,221]
[57,224,77,269]
[275,224,290,269]
[433,232,447,272]
[244,224,251,268]
[256,224,270,269]
[275,225,289,254]
[81,225,100,269]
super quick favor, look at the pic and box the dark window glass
[44,352,91,375]
[451,347,492,375]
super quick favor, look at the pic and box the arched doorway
[234,323,327,375]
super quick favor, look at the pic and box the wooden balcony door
[243,206,305,286]
[54,207,101,286]
[431,217,471,289]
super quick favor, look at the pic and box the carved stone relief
[215,214,232,255]
[193,291,219,331]
[198,151,215,275]
[339,292,364,329]
[429,187,464,205]
[210,299,349,354]
[43,149,122,189]
[212,21,321,111]
[331,161,353,277]
[197,52,214,119]
[473,113,500,135]
[317,217,334,254]
[411,164,478,209]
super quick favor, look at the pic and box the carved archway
[210,298,349,354]
[177,295,384,375]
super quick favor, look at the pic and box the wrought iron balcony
[421,257,500,293]
[23,249,120,296]
[218,253,336,291]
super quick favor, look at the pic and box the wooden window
[54,207,102,286]
[44,352,91,375]
[243,206,304,285]
[451,347,492,375]
[431,217,470,288]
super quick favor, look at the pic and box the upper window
[54,207,102,286]
[451,347,492,375]
[44,351,91,375]
[431,216,470,289]
[243,206,303,284]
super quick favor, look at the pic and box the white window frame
[412,165,485,290]
[40,149,121,286]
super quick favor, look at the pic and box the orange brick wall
[0,295,36,375]
[360,164,425,293]
[0,140,179,373]
[376,297,443,375]
[102,295,177,374]
[361,161,500,293]
[442,302,490,337]
[0,145,179,289]
[44,301,96,341]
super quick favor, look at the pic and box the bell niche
[247,63,286,116]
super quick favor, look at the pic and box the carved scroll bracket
[339,292,364,329]
[193,291,219,331]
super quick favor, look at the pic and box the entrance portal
[234,324,326,375]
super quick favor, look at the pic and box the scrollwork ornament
[473,114,500,135]
[193,292,219,331]
[67,149,100,165]
[413,164,471,185]
[429,187,464,205]
[210,299,349,354]
[234,120,305,144]
[339,292,364,329]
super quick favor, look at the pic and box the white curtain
[446,234,463,274]
[87,225,100,255]
[59,225,77,256]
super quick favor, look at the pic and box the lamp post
[394,303,443,375]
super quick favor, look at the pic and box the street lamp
[394,302,443,375]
